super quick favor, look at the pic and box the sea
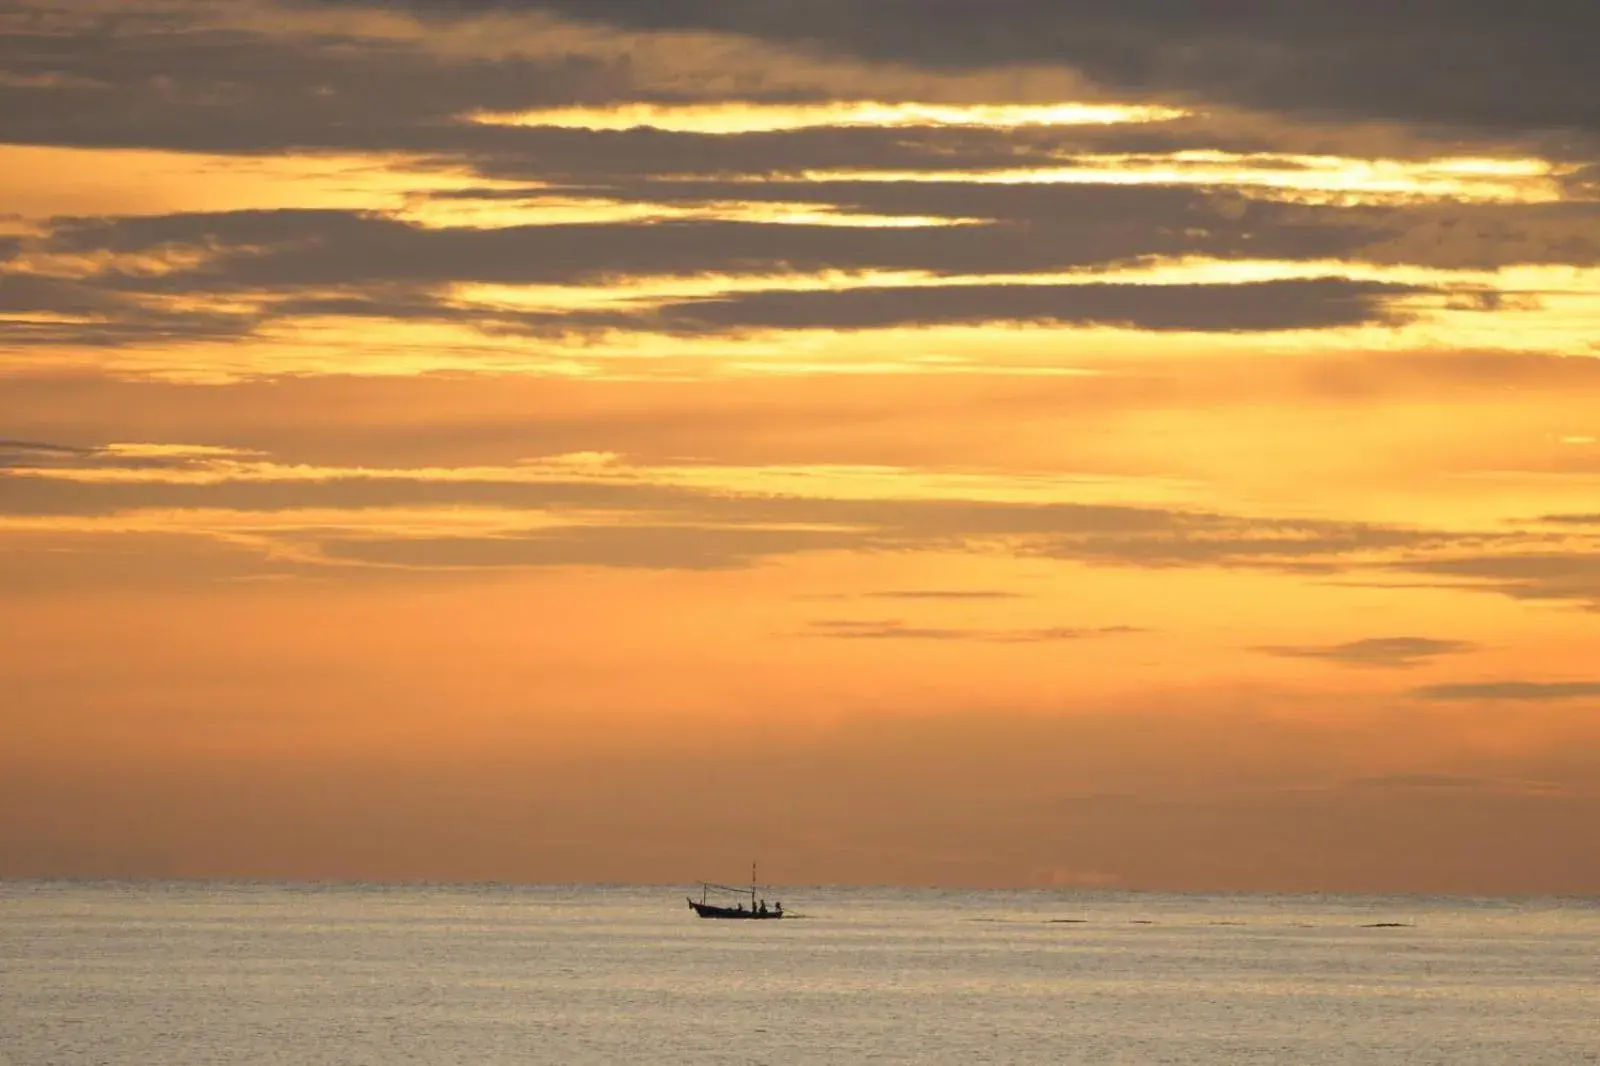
[2,881,1596,1065]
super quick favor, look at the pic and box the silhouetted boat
[686,897,784,919]
[687,865,785,919]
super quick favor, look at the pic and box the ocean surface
[2,882,1597,1065]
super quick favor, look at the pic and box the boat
[686,895,783,919]
[687,864,786,919]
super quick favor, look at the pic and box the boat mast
[751,862,757,908]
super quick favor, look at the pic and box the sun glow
[470,100,1191,134]
[0,145,534,221]
[0,449,1205,509]
[395,195,979,229]
[792,152,1572,204]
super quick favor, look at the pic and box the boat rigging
[687,863,786,919]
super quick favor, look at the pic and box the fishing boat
[687,865,785,919]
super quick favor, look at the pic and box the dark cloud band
[459,0,1600,132]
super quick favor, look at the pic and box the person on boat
[773,901,782,917]
[758,899,768,916]
[735,902,744,912]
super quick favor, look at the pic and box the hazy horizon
[4,878,1598,901]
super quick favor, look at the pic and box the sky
[3,0,1599,894]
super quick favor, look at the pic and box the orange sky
[2,0,1599,893]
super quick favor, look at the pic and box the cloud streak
[635,278,1422,334]
[0,440,1501,582]
[1392,554,1600,611]
[805,620,1143,643]
[1412,682,1600,702]
[1254,637,1477,670]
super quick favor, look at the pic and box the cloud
[1254,636,1477,670]
[493,1,1600,132]
[0,439,247,473]
[465,182,1600,270]
[0,1,1261,165]
[0,527,313,592]
[0,466,701,518]
[5,0,1590,366]
[1351,202,1600,271]
[865,589,1024,600]
[320,525,877,571]
[638,277,1423,333]
[458,126,1090,184]
[30,0,1587,159]
[1393,553,1600,610]
[5,356,1598,483]
[33,198,1367,292]
[805,620,1140,643]
[0,207,1398,364]
[0,271,258,347]
[1350,773,1487,790]
[7,0,1600,899]
[3,2,1587,206]
[0,1,644,155]
[1036,523,1438,571]
[1,439,1458,578]
[1412,681,1600,702]
[0,440,95,467]
[17,194,1580,360]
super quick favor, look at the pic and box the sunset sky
[4,1,1599,894]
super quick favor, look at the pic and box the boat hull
[687,898,783,919]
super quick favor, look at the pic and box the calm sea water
[2,881,1596,1065]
